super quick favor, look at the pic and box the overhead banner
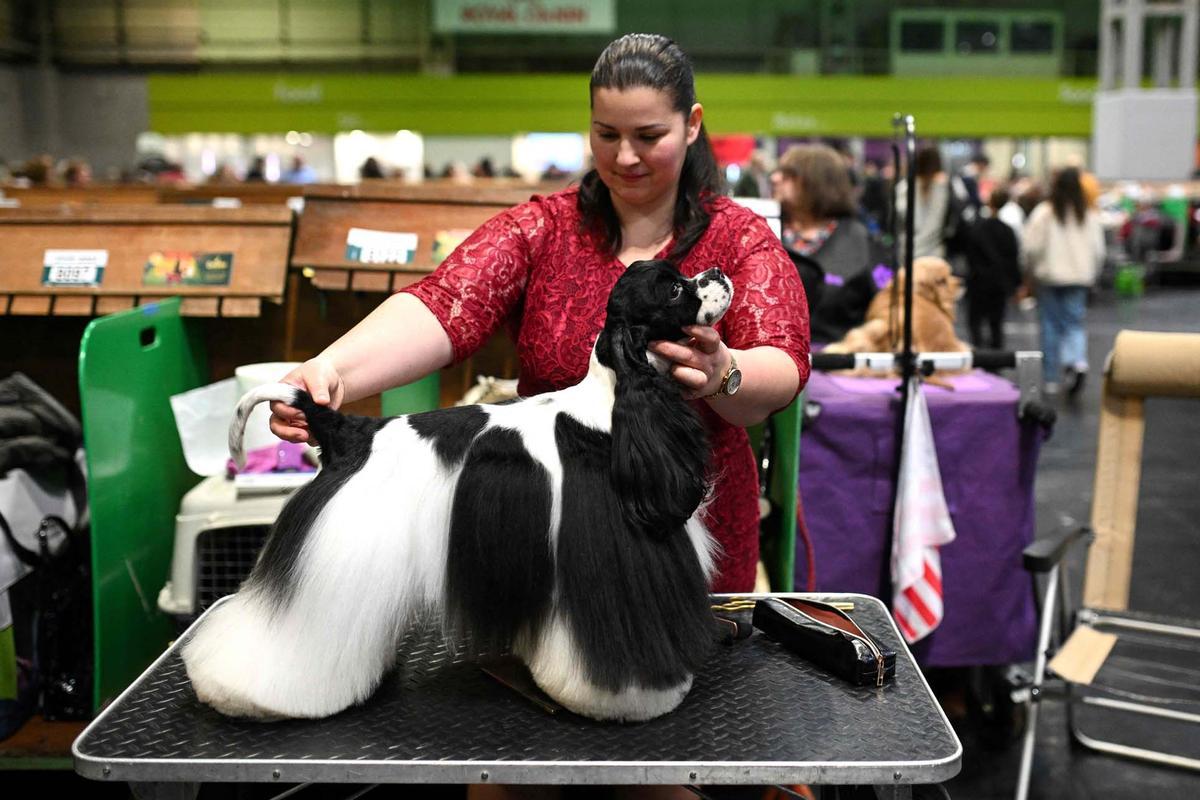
[433,0,615,34]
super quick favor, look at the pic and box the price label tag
[42,249,108,286]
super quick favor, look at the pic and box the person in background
[359,156,385,180]
[473,156,496,178]
[245,156,267,182]
[16,154,54,186]
[269,33,810,608]
[959,152,991,216]
[962,185,1022,351]
[283,156,317,184]
[773,143,871,283]
[858,158,891,236]
[62,159,92,187]
[207,163,239,184]
[895,145,954,260]
[996,176,1029,238]
[772,143,881,342]
[1022,167,1106,397]
[733,149,772,198]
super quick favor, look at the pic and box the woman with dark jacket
[772,144,885,342]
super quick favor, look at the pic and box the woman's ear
[686,104,703,146]
[609,343,709,538]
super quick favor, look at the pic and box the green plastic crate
[78,298,207,711]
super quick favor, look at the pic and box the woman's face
[590,86,701,212]
[771,169,802,212]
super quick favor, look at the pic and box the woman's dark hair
[578,33,722,263]
[1050,167,1087,225]
[913,145,942,197]
[777,144,856,221]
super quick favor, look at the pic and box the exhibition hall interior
[2,2,1199,798]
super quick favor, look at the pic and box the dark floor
[943,285,1200,800]
[5,285,1200,799]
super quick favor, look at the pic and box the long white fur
[228,383,300,470]
[184,272,731,722]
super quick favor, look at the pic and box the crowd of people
[736,142,1106,397]
[3,131,1110,398]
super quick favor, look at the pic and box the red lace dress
[402,186,810,592]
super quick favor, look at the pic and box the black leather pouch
[753,597,896,687]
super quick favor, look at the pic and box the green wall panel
[149,72,1099,137]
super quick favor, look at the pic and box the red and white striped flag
[891,377,957,644]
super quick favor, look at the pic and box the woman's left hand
[648,325,732,400]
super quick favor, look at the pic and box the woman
[269,33,810,594]
[1023,166,1105,396]
[896,145,957,260]
[772,143,871,282]
[772,143,882,342]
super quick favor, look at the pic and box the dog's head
[910,256,962,318]
[595,260,732,538]
[600,260,732,354]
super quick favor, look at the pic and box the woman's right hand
[269,357,346,444]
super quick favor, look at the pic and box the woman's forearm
[703,345,801,427]
[319,292,454,404]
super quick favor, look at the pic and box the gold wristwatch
[707,352,742,398]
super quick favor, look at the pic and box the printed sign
[433,0,615,34]
[345,228,419,265]
[143,251,234,286]
[432,229,475,265]
[42,249,108,287]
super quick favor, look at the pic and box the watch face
[725,368,743,395]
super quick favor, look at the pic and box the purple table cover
[797,369,1041,667]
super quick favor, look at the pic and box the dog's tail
[228,382,345,469]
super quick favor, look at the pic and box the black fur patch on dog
[249,405,389,606]
[408,405,490,468]
[444,426,554,652]
[554,413,714,692]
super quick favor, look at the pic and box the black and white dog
[182,260,733,722]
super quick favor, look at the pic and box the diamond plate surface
[75,594,959,784]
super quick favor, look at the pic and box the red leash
[796,488,817,592]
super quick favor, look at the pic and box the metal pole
[895,114,917,386]
[884,114,918,607]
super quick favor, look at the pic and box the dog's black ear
[608,325,709,536]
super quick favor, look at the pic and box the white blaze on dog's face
[604,261,733,375]
[692,267,733,326]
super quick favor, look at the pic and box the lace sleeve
[721,214,812,397]
[401,200,548,363]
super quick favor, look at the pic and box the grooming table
[73,593,961,794]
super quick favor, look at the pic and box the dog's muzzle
[692,268,733,326]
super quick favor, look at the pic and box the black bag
[0,373,93,721]
[753,597,896,687]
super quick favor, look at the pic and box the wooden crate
[0,184,160,207]
[292,183,537,292]
[289,183,539,407]
[158,182,310,206]
[0,205,292,318]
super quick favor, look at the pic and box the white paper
[170,378,239,477]
[169,362,303,478]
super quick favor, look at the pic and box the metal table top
[74,593,961,787]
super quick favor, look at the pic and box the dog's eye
[669,283,683,300]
